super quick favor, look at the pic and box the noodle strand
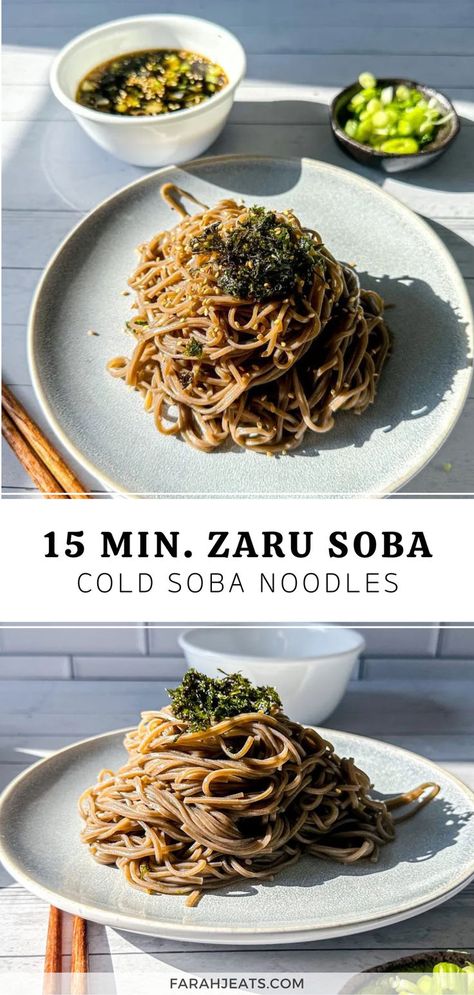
[108,188,390,455]
[79,707,438,906]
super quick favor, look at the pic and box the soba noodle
[107,185,391,454]
[79,706,438,906]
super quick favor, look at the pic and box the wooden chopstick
[43,906,89,995]
[2,410,66,498]
[43,906,63,994]
[71,915,89,995]
[2,384,90,497]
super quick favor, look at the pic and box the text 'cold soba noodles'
[108,185,390,454]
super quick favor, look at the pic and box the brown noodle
[79,707,438,907]
[107,186,391,454]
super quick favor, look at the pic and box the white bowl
[178,627,365,725]
[50,15,246,166]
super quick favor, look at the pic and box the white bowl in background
[178,627,365,725]
[50,15,246,166]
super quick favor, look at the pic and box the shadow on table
[3,87,473,490]
[169,267,471,466]
[425,217,474,279]
[85,923,118,985]
[207,102,474,195]
[290,268,472,460]
[380,122,474,196]
[4,86,473,211]
[114,795,472,967]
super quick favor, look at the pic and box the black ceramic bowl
[330,78,460,173]
[340,951,473,994]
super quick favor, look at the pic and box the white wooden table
[0,678,473,990]
[2,0,474,494]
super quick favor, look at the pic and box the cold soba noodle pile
[108,185,390,454]
[79,672,438,906]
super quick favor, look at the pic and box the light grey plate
[28,155,473,496]
[1,727,473,944]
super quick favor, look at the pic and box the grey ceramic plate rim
[27,153,473,498]
[1,725,473,944]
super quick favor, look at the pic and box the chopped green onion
[416,978,433,995]
[380,137,419,153]
[356,122,372,142]
[380,85,393,105]
[433,964,462,993]
[395,84,411,101]
[344,119,358,138]
[398,118,414,136]
[436,112,454,126]
[350,91,367,109]
[358,72,376,89]
[341,73,446,154]
[462,965,474,995]
[418,119,433,135]
[366,97,382,113]
[372,110,389,127]
[360,86,377,100]
[184,336,203,358]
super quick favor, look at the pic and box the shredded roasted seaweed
[168,669,282,731]
[191,206,322,302]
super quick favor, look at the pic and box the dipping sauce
[76,49,228,116]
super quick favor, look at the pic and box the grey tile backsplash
[0,625,472,679]
[438,627,474,658]
[0,624,147,656]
